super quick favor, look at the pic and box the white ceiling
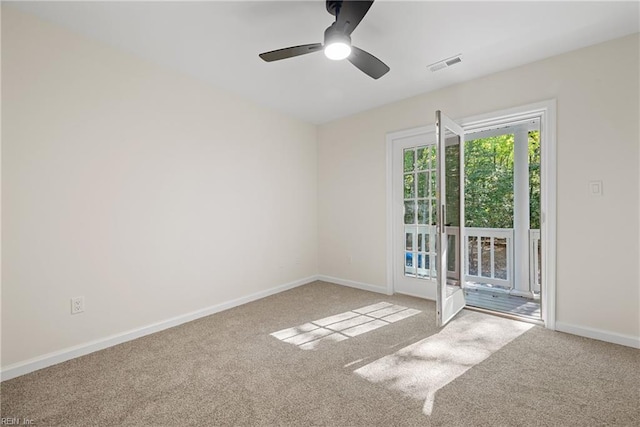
[8,1,639,124]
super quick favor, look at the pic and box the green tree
[528,131,541,229]
[463,131,540,229]
[464,134,515,229]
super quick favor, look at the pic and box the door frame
[386,100,557,329]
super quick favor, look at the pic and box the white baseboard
[555,321,640,349]
[6,276,635,381]
[1,275,318,382]
[317,275,391,295]
[395,290,435,301]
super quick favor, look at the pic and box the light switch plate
[589,180,603,197]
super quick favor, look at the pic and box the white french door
[391,110,466,329]
[392,131,439,299]
[435,111,466,327]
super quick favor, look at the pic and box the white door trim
[386,100,557,329]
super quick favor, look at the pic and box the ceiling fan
[258,0,390,80]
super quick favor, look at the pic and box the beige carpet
[2,281,639,426]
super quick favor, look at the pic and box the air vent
[428,54,462,72]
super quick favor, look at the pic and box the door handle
[441,205,446,234]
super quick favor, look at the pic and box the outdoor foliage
[464,131,540,229]
[528,131,541,229]
[404,131,541,230]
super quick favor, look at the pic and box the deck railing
[465,227,541,294]
[404,226,541,295]
[465,228,514,289]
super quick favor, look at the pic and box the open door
[436,111,466,327]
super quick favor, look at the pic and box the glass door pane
[403,145,437,280]
[436,111,466,327]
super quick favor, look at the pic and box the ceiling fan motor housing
[324,23,351,47]
[323,23,352,60]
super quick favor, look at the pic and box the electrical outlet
[71,296,84,314]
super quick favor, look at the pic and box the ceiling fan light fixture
[323,25,351,60]
[324,41,352,60]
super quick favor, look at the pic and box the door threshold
[464,305,544,326]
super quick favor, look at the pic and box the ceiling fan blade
[259,43,323,62]
[348,46,389,79]
[336,0,374,35]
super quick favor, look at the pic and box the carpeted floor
[2,281,639,426]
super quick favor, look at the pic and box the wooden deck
[464,287,541,321]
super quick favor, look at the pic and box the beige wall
[318,34,640,339]
[1,8,318,367]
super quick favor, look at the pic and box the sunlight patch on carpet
[270,302,421,350]
[354,311,534,415]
